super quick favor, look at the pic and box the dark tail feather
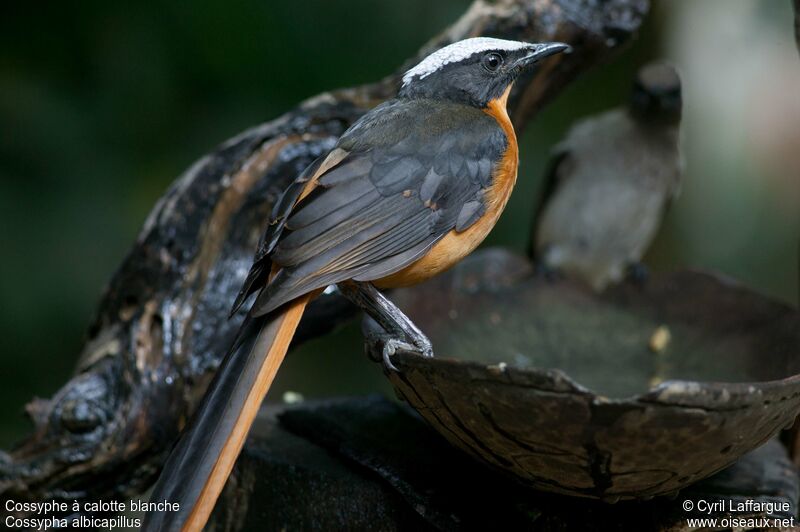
[142,295,311,532]
[229,263,266,318]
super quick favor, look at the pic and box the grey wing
[249,106,506,317]
[229,148,349,316]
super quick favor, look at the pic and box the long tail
[143,295,310,532]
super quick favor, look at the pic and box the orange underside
[376,83,519,288]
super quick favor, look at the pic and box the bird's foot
[340,280,434,372]
[381,338,415,372]
[379,332,433,372]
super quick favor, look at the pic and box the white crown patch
[402,37,531,86]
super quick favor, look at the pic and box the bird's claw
[381,337,434,372]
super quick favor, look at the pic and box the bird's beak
[513,42,571,70]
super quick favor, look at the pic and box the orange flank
[376,84,518,289]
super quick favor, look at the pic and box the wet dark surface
[210,401,428,532]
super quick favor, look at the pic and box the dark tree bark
[0,0,649,507]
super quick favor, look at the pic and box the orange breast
[375,85,519,289]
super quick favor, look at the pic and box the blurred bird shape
[532,63,684,291]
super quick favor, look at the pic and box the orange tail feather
[143,294,311,532]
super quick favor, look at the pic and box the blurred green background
[1,0,797,447]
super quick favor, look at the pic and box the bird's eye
[482,52,503,72]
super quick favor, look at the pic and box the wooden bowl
[366,248,800,500]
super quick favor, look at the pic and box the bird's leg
[338,281,433,371]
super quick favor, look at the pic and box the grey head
[399,37,570,108]
[630,63,683,126]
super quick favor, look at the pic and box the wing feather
[229,149,347,316]
[243,99,507,317]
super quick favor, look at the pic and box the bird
[795,0,799,57]
[142,37,569,531]
[531,63,683,291]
